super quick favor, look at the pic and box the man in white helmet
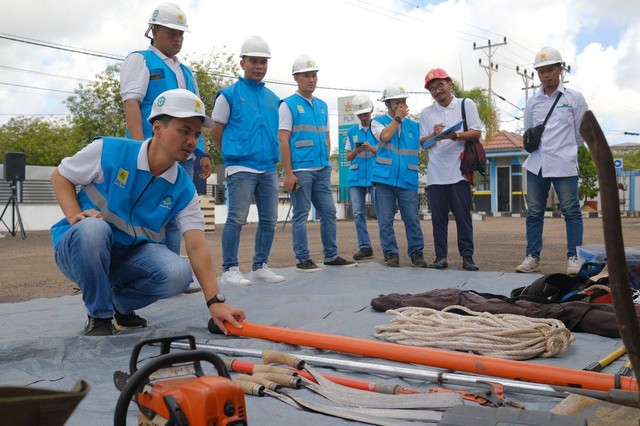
[370,84,427,268]
[516,47,588,275]
[120,3,212,258]
[209,36,284,286]
[345,94,377,260]
[50,89,245,336]
[279,55,356,272]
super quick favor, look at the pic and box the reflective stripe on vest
[83,184,164,242]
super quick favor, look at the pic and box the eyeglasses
[428,81,449,93]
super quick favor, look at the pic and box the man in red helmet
[419,68,482,271]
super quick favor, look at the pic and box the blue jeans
[291,167,338,262]
[165,158,195,254]
[525,170,583,259]
[350,186,375,249]
[374,183,424,256]
[222,171,278,271]
[428,181,474,258]
[54,218,192,319]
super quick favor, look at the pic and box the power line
[492,91,522,110]
[0,113,68,116]
[0,33,125,61]
[0,81,75,94]
[0,64,93,82]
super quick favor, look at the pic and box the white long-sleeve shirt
[523,83,588,177]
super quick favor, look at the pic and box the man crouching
[50,88,245,336]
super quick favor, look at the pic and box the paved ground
[2,215,640,303]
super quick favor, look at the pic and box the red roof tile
[484,130,523,151]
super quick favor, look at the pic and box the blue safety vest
[282,94,329,169]
[347,124,377,187]
[218,77,280,170]
[371,116,421,191]
[127,50,206,156]
[51,137,196,248]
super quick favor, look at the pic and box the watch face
[215,293,226,303]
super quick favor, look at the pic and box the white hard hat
[147,89,215,128]
[145,3,190,39]
[240,35,271,58]
[533,46,564,69]
[380,84,409,102]
[352,94,373,115]
[292,55,319,75]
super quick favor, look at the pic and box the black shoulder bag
[522,92,562,153]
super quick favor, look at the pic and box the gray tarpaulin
[0,262,625,425]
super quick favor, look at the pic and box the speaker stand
[0,181,26,239]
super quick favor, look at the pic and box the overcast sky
[1,0,639,145]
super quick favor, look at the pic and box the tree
[65,64,126,144]
[622,149,640,171]
[0,116,77,166]
[578,145,599,203]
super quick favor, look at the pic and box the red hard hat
[424,68,450,89]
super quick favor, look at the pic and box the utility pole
[515,66,536,102]
[474,37,507,106]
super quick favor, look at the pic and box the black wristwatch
[206,293,226,307]
[394,116,402,124]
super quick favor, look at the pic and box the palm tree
[452,82,499,140]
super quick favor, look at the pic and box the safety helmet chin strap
[144,25,154,41]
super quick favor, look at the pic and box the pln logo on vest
[114,168,129,188]
[160,196,174,210]
[297,105,305,114]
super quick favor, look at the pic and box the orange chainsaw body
[137,376,247,426]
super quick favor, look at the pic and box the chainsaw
[113,335,247,426]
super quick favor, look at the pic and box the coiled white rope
[374,306,575,360]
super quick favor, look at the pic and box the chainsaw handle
[129,335,197,374]
[114,350,230,426]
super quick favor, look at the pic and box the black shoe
[383,252,400,268]
[462,256,479,271]
[84,316,114,336]
[410,251,428,268]
[353,247,374,260]
[324,256,357,267]
[296,258,321,272]
[429,256,448,269]
[113,310,148,331]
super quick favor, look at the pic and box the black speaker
[4,152,26,182]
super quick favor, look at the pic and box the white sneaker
[219,267,252,286]
[567,255,582,275]
[516,255,539,273]
[250,264,285,283]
